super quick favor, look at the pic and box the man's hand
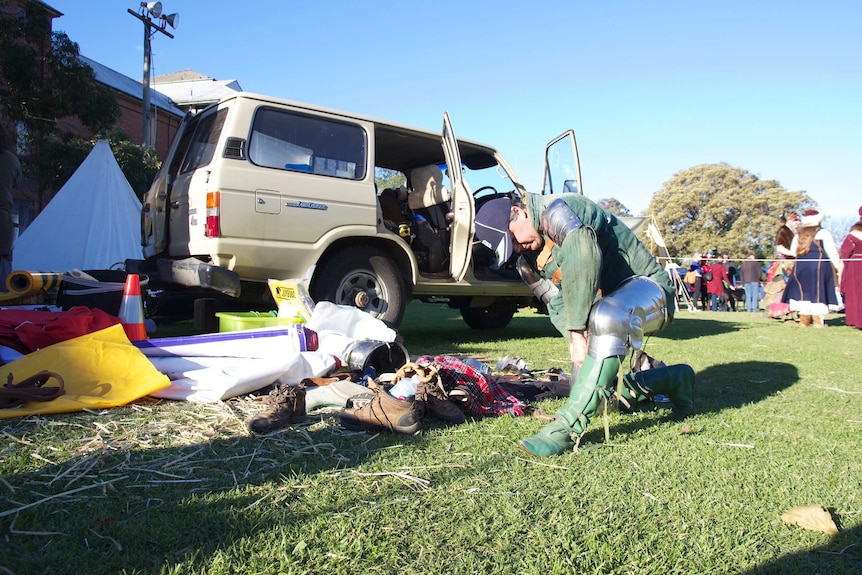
[569,330,587,367]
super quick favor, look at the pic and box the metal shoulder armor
[540,198,584,246]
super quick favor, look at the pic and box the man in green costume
[474,194,695,457]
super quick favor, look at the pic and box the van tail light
[206,191,220,237]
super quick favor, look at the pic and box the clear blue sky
[47,0,861,218]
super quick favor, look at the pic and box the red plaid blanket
[415,355,527,417]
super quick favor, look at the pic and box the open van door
[441,112,474,281]
[542,130,583,196]
[142,112,194,256]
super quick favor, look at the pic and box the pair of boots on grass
[797,314,827,328]
[248,363,466,435]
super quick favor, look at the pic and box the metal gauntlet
[516,255,559,304]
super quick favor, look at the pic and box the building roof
[80,55,184,117]
[152,70,242,109]
[153,69,210,82]
[36,1,62,17]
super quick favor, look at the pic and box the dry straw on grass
[0,393,358,520]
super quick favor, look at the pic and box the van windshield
[441,162,519,205]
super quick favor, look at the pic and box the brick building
[1,0,184,230]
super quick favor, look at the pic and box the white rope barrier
[656,256,858,264]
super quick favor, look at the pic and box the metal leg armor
[519,276,672,457]
[587,276,669,361]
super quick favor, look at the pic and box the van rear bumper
[125,257,241,298]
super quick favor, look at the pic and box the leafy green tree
[30,130,161,202]
[0,3,139,209]
[0,4,119,138]
[375,167,406,192]
[597,197,631,217]
[644,163,814,260]
[107,132,161,200]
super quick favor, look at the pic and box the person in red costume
[839,206,862,329]
[706,258,731,311]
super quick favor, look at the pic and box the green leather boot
[620,364,695,419]
[519,355,621,457]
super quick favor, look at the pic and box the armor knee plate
[587,276,669,361]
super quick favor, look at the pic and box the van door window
[249,108,367,179]
[542,130,582,196]
[180,108,227,174]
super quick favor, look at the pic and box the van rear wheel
[310,246,407,328]
[460,302,517,330]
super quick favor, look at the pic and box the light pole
[127,2,179,150]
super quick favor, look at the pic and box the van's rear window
[179,108,227,174]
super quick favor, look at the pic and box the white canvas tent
[13,140,143,272]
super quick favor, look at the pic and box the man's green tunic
[525,193,675,336]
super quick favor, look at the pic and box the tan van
[136,92,586,328]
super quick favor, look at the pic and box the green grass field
[1,302,860,574]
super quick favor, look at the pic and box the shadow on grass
[738,521,861,574]
[653,312,747,340]
[824,315,848,328]
[573,360,799,446]
[0,416,436,574]
[690,360,798,412]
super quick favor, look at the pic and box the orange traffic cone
[118,274,147,341]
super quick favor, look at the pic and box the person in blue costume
[474,194,695,457]
[781,209,843,327]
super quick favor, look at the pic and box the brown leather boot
[395,362,466,425]
[812,315,827,328]
[799,315,812,327]
[338,380,424,435]
[248,384,308,434]
[416,379,466,425]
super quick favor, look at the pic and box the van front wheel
[310,246,407,328]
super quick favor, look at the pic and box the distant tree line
[597,163,818,262]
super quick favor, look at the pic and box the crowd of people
[683,252,747,313]
[680,207,862,329]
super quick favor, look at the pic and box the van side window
[249,108,366,179]
[179,108,228,175]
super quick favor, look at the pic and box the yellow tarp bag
[0,324,170,419]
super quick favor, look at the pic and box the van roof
[216,92,501,172]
